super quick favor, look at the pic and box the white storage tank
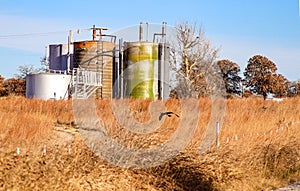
[26,73,71,100]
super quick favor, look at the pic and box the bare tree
[40,56,48,72]
[14,64,36,79]
[170,22,220,98]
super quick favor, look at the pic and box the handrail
[47,69,68,74]
[73,68,102,86]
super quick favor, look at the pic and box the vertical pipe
[112,46,117,98]
[159,22,165,99]
[158,43,162,99]
[99,28,103,41]
[163,44,170,100]
[139,22,143,41]
[159,22,169,99]
[67,30,72,74]
[119,38,124,98]
[146,22,149,42]
[162,22,166,43]
[59,44,63,72]
[92,25,96,41]
[45,46,49,72]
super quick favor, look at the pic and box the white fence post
[216,122,220,147]
[43,145,47,156]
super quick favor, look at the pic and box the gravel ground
[272,182,300,191]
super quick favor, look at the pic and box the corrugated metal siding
[73,41,115,98]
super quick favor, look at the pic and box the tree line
[0,64,42,97]
[216,56,299,99]
[0,75,25,97]
[170,22,300,99]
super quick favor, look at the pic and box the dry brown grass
[0,96,73,150]
[0,96,299,190]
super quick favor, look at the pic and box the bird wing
[159,112,180,120]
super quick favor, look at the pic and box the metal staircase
[72,68,102,99]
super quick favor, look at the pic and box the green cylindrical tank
[123,42,159,99]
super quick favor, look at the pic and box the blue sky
[0,0,300,80]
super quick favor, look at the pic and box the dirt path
[272,182,300,191]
